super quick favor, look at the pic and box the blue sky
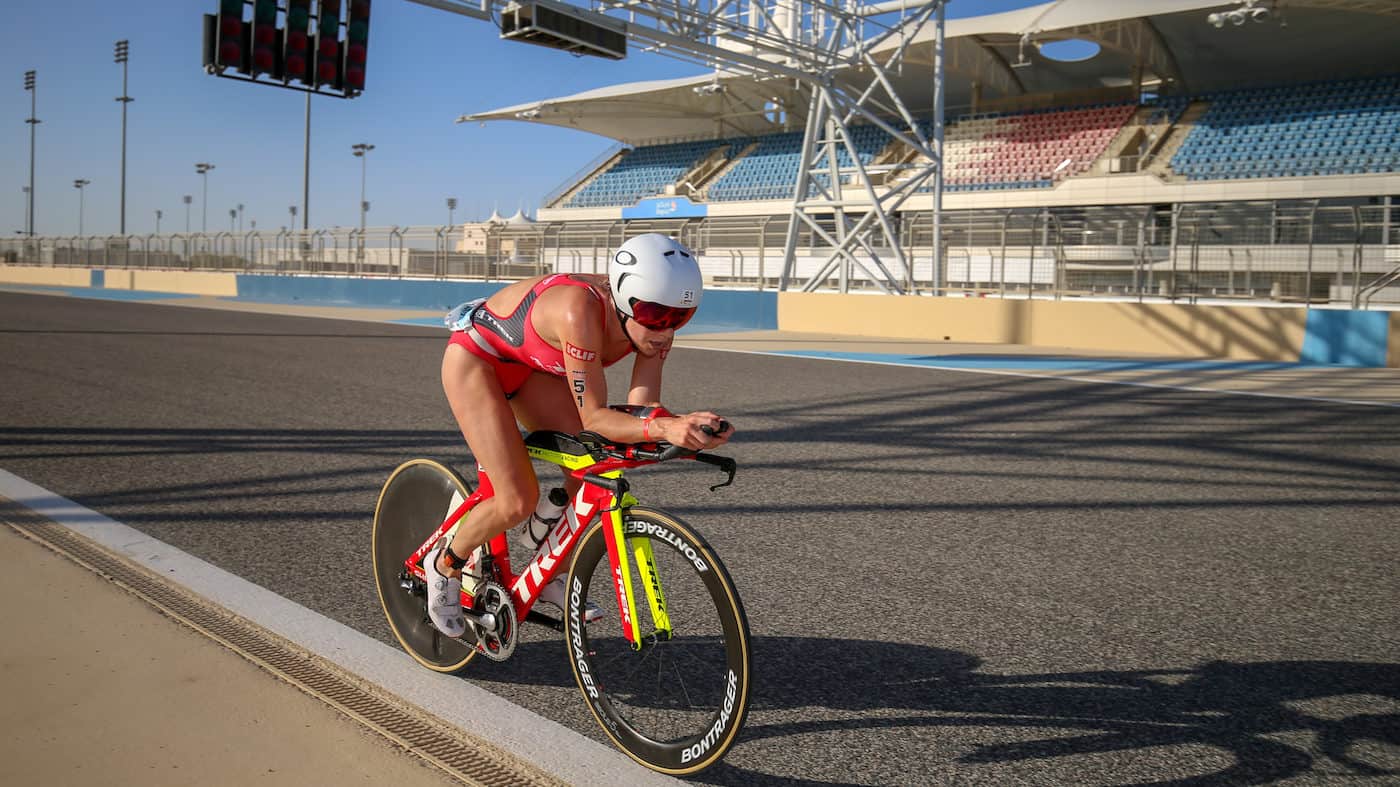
[2,0,1044,236]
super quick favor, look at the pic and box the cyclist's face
[626,318,674,357]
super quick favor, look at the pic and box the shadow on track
[481,637,1400,787]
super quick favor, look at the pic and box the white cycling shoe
[538,575,604,624]
[423,547,468,638]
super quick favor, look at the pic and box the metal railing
[543,142,629,208]
[4,198,1396,308]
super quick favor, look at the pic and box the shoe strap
[440,543,469,570]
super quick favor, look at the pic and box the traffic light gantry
[204,0,369,98]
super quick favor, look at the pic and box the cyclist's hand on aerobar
[658,412,733,451]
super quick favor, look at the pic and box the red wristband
[641,406,672,443]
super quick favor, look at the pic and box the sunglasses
[629,299,696,331]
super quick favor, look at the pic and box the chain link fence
[4,198,1397,308]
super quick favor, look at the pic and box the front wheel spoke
[666,639,727,680]
[592,637,661,689]
[664,650,699,710]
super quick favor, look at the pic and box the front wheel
[564,506,751,775]
[372,458,477,674]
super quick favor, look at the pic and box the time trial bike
[371,410,750,775]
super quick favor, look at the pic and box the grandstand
[535,72,1400,201]
[459,0,1400,303]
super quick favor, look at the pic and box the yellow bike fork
[606,494,673,647]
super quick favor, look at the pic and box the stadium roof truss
[416,0,962,293]
[416,0,1400,293]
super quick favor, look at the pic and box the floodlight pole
[115,40,133,236]
[196,163,215,232]
[352,142,374,262]
[74,179,91,236]
[24,70,39,237]
[303,92,311,231]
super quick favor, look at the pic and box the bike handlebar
[700,420,730,438]
[574,427,737,491]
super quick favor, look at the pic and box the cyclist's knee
[492,484,538,527]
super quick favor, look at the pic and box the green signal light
[288,7,309,28]
[349,20,368,41]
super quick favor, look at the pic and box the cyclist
[426,233,734,637]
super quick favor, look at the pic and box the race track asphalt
[2,289,1398,785]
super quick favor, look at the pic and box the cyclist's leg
[509,372,603,621]
[439,344,540,572]
[510,371,585,497]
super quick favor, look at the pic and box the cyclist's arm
[627,349,664,408]
[550,293,652,443]
[626,351,731,448]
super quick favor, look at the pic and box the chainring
[470,580,518,662]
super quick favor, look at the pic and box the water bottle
[514,487,569,550]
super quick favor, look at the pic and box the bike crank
[466,580,518,662]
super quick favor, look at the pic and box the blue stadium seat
[568,139,732,208]
[1169,74,1400,182]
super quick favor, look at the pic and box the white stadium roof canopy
[458,0,1400,145]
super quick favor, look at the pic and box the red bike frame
[403,446,676,645]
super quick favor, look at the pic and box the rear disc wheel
[372,458,477,673]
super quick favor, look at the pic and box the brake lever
[692,453,737,491]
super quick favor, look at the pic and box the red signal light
[220,41,242,67]
[347,42,366,63]
[318,61,338,82]
[345,66,365,89]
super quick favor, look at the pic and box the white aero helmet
[609,233,703,330]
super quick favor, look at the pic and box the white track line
[0,468,681,787]
[687,345,1400,409]
[13,286,1396,408]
